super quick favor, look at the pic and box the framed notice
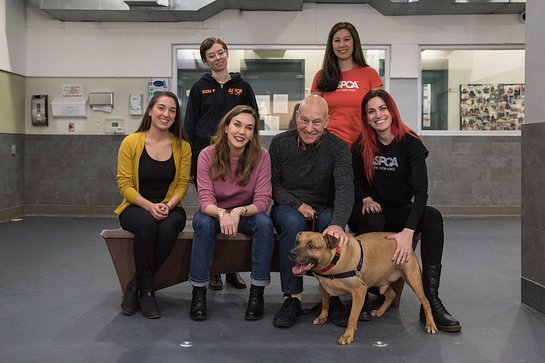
[460,83,524,131]
[422,83,431,128]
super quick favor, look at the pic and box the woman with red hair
[348,89,461,332]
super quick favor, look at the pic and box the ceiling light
[124,0,168,6]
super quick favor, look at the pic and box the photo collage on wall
[460,83,525,131]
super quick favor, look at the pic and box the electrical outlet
[95,121,102,132]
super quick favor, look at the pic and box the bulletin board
[460,83,524,131]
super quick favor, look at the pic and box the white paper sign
[264,115,280,131]
[62,84,84,98]
[256,95,270,115]
[273,94,289,114]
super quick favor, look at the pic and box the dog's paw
[425,324,438,334]
[338,334,354,345]
[371,309,385,318]
[313,315,328,325]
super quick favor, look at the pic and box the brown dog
[290,231,437,345]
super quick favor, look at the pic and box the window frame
[172,44,390,136]
[418,44,525,136]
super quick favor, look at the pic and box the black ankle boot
[190,286,207,321]
[121,279,139,315]
[139,289,161,319]
[245,285,265,321]
[420,263,461,332]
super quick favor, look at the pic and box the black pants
[348,204,444,265]
[119,205,187,289]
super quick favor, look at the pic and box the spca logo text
[337,80,359,89]
[373,156,398,170]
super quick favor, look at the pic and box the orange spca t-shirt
[312,65,382,146]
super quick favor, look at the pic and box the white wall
[20,2,526,134]
[0,0,26,74]
[25,3,525,77]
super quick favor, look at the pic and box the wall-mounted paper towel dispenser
[89,92,114,107]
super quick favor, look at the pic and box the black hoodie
[184,72,259,178]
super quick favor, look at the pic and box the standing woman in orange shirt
[312,21,383,146]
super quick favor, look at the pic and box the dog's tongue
[292,263,314,276]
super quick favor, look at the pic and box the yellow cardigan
[114,131,192,215]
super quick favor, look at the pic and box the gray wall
[521,0,545,316]
[0,133,520,221]
[0,133,25,219]
[521,124,545,314]
[23,135,122,216]
[424,135,521,214]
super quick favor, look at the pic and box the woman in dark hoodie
[185,37,259,291]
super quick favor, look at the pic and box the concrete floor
[1,216,544,363]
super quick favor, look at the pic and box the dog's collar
[314,244,342,274]
[313,239,364,280]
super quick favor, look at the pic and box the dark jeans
[119,205,187,289]
[348,204,444,265]
[270,205,333,295]
[188,210,275,287]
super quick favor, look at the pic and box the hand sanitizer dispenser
[129,94,143,115]
[31,95,48,126]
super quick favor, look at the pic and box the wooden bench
[100,229,417,308]
[100,228,280,294]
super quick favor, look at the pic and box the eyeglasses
[205,48,227,60]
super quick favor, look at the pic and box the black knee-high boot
[420,264,461,332]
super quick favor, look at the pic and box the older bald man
[269,95,354,328]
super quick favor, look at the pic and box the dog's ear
[323,233,339,249]
[295,231,302,245]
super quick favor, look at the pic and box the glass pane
[421,48,525,131]
[176,47,386,131]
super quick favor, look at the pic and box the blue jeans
[189,210,274,287]
[270,205,333,295]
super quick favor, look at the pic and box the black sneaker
[359,292,385,321]
[273,297,302,328]
[328,296,348,327]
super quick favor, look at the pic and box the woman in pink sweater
[188,105,274,321]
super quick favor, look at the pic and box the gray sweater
[269,129,354,227]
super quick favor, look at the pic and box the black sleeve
[184,84,201,144]
[352,138,367,203]
[244,84,260,121]
[405,137,429,230]
[330,140,354,228]
[270,135,301,209]
[351,137,368,204]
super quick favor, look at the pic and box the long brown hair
[136,91,189,141]
[316,21,369,92]
[359,89,418,182]
[209,105,261,186]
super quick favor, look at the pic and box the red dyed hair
[359,89,418,182]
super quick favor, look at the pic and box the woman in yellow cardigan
[115,91,191,318]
